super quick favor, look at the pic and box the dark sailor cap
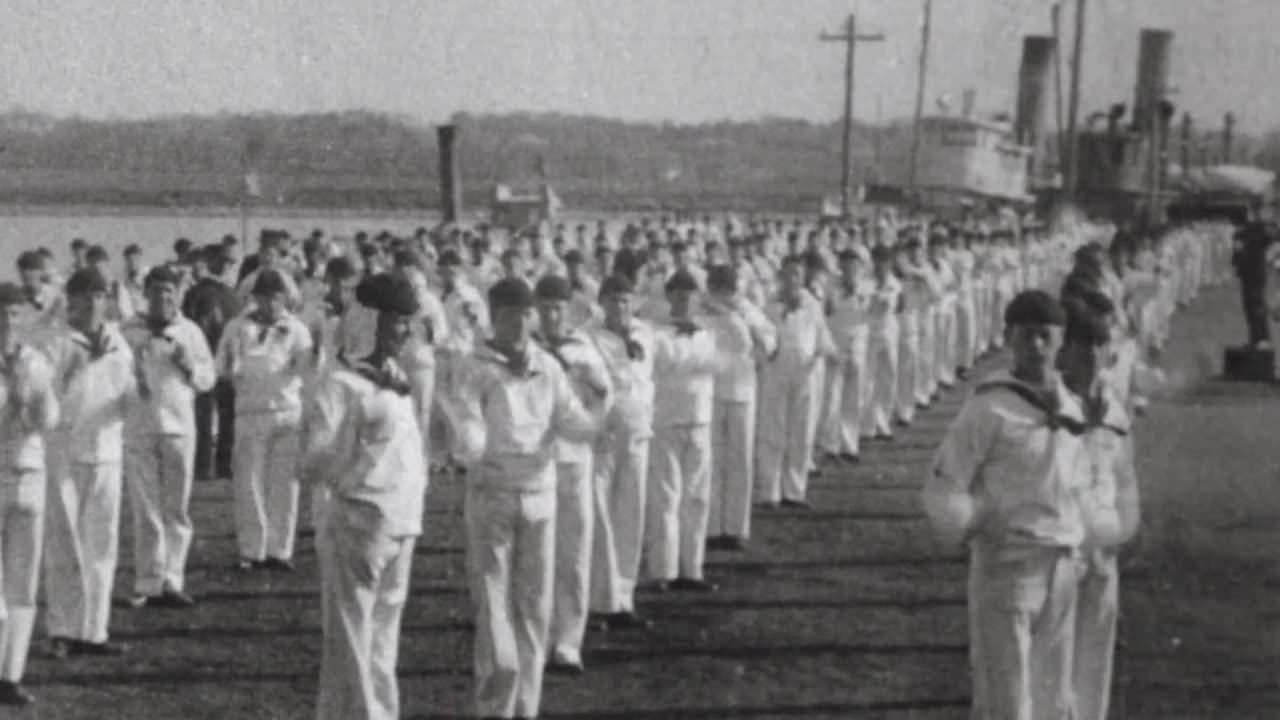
[534,275,573,302]
[355,272,420,316]
[488,278,535,309]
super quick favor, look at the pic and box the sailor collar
[477,340,543,378]
[975,369,1088,436]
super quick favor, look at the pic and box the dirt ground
[20,283,1280,720]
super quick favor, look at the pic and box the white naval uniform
[121,316,216,596]
[446,342,604,720]
[582,318,659,616]
[1074,385,1140,720]
[646,317,720,583]
[951,248,978,371]
[0,345,58,682]
[861,275,901,438]
[756,292,835,504]
[43,324,134,644]
[896,269,926,424]
[822,284,871,456]
[303,358,427,720]
[705,299,776,542]
[216,312,313,562]
[931,257,958,388]
[923,370,1088,720]
[539,331,613,666]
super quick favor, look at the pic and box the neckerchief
[147,315,177,339]
[669,315,701,336]
[1081,380,1130,436]
[481,339,538,378]
[976,375,1087,436]
[346,354,412,396]
[250,312,289,344]
[534,332,577,371]
[324,295,345,317]
[25,287,43,311]
[606,323,645,361]
[569,276,585,293]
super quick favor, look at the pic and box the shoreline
[0,204,450,220]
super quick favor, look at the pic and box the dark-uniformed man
[1232,208,1275,348]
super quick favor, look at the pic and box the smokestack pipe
[1132,29,1173,134]
[1223,112,1236,163]
[437,125,462,223]
[1015,36,1056,147]
[1180,113,1192,172]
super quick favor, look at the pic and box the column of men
[922,220,1233,720]
[0,216,1229,719]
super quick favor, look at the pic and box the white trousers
[917,304,938,399]
[44,456,121,644]
[0,473,43,682]
[233,411,301,562]
[646,424,712,582]
[935,298,956,386]
[821,346,868,456]
[466,486,555,720]
[708,399,754,540]
[550,460,593,662]
[757,360,818,504]
[969,544,1080,720]
[316,506,416,720]
[896,311,920,423]
[1074,551,1119,720]
[863,326,898,437]
[990,285,1010,349]
[589,429,649,614]
[124,434,196,595]
[954,294,977,370]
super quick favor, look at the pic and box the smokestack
[1132,29,1173,133]
[436,125,462,223]
[1015,36,1056,147]
[1224,112,1236,163]
[961,88,976,119]
[1180,113,1192,172]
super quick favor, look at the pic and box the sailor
[121,243,149,314]
[42,268,135,658]
[0,284,59,707]
[928,230,958,390]
[532,275,613,674]
[1057,295,1141,720]
[561,250,600,329]
[440,277,607,720]
[215,269,314,571]
[646,270,721,591]
[821,249,871,462]
[861,245,902,441]
[950,228,978,377]
[756,256,836,508]
[14,250,65,347]
[582,275,659,631]
[923,290,1088,720]
[703,265,776,550]
[301,272,425,720]
[84,245,136,322]
[121,265,216,608]
[237,232,303,311]
[183,244,243,481]
[894,241,925,426]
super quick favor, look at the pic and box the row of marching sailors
[921,222,1233,720]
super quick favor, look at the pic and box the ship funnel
[437,124,462,223]
[1132,29,1173,133]
[1015,36,1055,147]
[961,89,976,119]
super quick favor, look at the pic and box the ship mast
[1065,0,1087,197]
[907,0,933,205]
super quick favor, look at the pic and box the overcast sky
[0,0,1275,131]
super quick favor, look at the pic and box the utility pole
[1051,3,1066,173]
[821,14,885,218]
[908,0,934,203]
[1065,0,1087,197]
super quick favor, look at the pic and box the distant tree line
[0,108,1269,212]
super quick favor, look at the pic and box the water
[0,208,452,272]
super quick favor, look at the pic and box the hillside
[0,108,1272,212]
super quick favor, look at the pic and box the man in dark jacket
[1232,211,1276,348]
[183,244,243,479]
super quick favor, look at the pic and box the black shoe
[755,501,780,511]
[670,577,718,593]
[546,657,585,675]
[0,681,33,706]
[156,589,196,609]
[259,557,294,572]
[807,468,822,479]
[839,453,860,463]
[780,498,811,510]
[47,637,74,659]
[722,536,748,551]
[705,535,729,551]
[234,558,258,572]
[641,579,671,593]
[72,640,128,657]
[895,418,911,428]
[875,433,895,442]
[127,593,157,609]
[606,611,653,630]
